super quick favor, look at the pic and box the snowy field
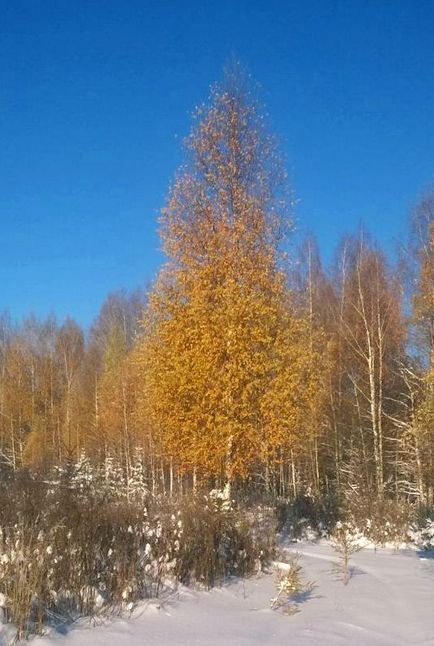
[2,540,430,646]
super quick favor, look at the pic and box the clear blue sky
[2,0,434,327]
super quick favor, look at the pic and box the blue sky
[2,0,434,327]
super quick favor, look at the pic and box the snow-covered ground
[3,541,434,645]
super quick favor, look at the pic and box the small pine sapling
[270,555,313,615]
[330,521,362,585]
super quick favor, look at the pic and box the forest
[2,67,434,639]
[2,69,434,504]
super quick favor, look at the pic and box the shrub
[0,471,274,639]
[408,517,434,550]
[174,497,273,587]
[275,493,341,539]
[346,496,412,547]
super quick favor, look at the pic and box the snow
[3,541,434,645]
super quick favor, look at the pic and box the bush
[274,491,419,548]
[174,497,273,586]
[345,496,413,547]
[408,516,434,550]
[0,472,274,639]
[275,493,341,538]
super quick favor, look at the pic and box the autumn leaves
[133,72,324,486]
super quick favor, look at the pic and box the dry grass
[0,472,274,639]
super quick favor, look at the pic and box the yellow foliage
[133,70,326,482]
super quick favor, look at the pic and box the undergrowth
[0,472,274,640]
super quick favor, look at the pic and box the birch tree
[134,66,323,489]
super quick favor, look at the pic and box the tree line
[2,67,434,504]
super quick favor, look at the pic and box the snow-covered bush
[346,495,412,547]
[0,522,51,639]
[408,518,434,550]
[0,464,274,639]
[275,491,421,549]
[173,495,273,587]
[275,493,341,540]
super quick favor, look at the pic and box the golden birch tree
[134,67,325,487]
